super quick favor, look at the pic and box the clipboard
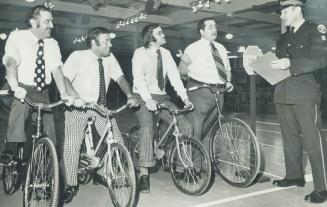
[250,51,291,85]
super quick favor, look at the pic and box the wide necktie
[210,43,227,81]
[156,49,165,90]
[97,58,106,106]
[34,39,46,91]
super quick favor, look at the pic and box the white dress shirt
[2,30,63,85]
[184,38,231,84]
[132,46,188,102]
[63,50,124,103]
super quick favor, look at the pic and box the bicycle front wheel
[170,136,212,196]
[105,143,136,207]
[23,137,59,207]
[210,117,261,187]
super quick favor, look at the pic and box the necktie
[34,39,46,91]
[210,43,227,81]
[97,58,106,106]
[156,49,165,90]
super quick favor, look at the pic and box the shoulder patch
[317,24,327,34]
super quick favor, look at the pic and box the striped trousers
[63,109,123,187]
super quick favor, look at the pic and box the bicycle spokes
[211,118,260,187]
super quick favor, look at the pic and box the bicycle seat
[157,103,193,115]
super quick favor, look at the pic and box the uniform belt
[189,78,225,88]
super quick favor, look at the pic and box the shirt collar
[27,30,40,44]
[200,37,212,46]
[293,19,305,33]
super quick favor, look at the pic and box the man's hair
[86,27,111,48]
[141,24,160,48]
[25,5,52,28]
[197,18,216,34]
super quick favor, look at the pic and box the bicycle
[71,103,136,207]
[188,84,261,187]
[127,103,212,196]
[0,90,63,207]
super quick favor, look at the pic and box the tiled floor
[1,109,327,207]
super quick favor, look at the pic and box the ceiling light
[225,33,233,39]
[192,5,198,13]
[0,33,7,40]
[205,0,210,8]
[25,0,36,2]
[198,1,203,8]
[215,0,221,3]
[225,0,231,3]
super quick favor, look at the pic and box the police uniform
[274,8,327,194]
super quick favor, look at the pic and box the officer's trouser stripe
[314,104,327,189]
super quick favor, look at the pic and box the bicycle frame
[80,104,128,179]
[153,104,194,168]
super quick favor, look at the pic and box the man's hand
[271,58,291,70]
[145,99,158,111]
[73,97,86,108]
[226,82,234,93]
[12,86,26,102]
[60,93,75,106]
[127,95,139,108]
[183,99,194,110]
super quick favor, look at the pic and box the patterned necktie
[97,58,106,106]
[156,49,165,90]
[210,43,227,81]
[34,39,46,91]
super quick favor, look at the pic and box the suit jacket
[274,21,327,104]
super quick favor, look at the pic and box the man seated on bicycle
[132,24,194,193]
[0,5,71,164]
[178,18,234,140]
[62,27,138,203]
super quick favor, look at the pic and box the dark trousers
[186,80,224,140]
[6,84,56,160]
[134,94,193,168]
[276,103,327,191]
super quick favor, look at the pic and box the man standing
[271,0,327,203]
[62,27,138,202]
[0,5,70,160]
[178,18,233,140]
[132,24,193,193]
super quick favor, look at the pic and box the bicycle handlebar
[188,84,229,94]
[157,103,193,115]
[77,103,130,117]
[0,90,67,109]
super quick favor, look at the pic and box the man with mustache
[178,18,234,140]
[0,5,70,162]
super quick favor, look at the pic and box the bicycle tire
[2,164,19,195]
[169,136,212,196]
[127,126,140,171]
[106,143,136,207]
[23,137,59,207]
[210,117,261,187]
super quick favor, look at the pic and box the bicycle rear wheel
[210,117,261,187]
[2,164,19,195]
[170,136,212,196]
[23,137,59,207]
[106,143,136,207]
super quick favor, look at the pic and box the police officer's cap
[279,0,306,10]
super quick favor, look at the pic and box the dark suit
[274,21,327,191]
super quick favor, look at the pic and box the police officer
[271,0,327,203]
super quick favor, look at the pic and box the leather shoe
[139,175,150,193]
[272,178,305,187]
[305,191,327,203]
[93,174,108,187]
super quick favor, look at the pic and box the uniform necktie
[34,39,46,91]
[156,49,165,90]
[97,58,106,106]
[210,43,227,81]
